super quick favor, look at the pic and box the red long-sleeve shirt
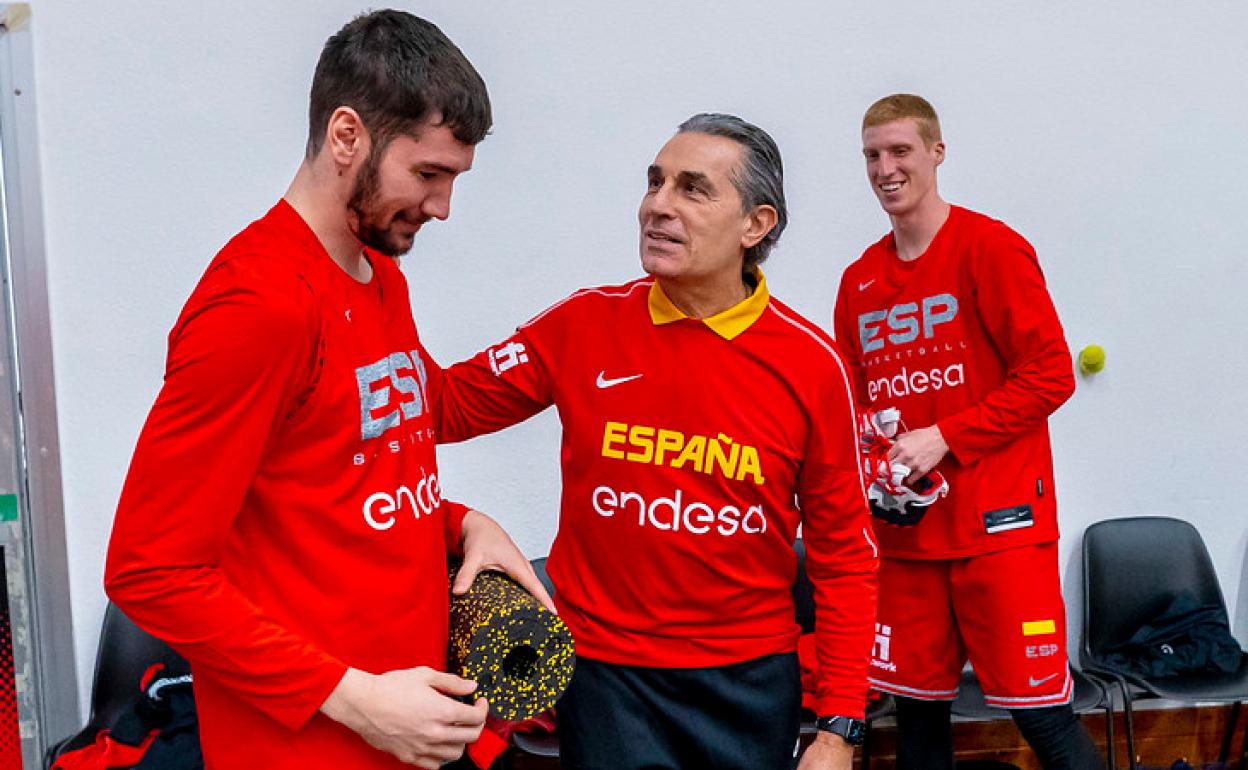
[833,206,1076,560]
[105,201,467,770]
[433,274,878,717]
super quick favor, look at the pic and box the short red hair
[862,94,942,147]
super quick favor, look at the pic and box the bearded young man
[105,11,548,770]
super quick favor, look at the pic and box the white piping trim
[982,670,1074,707]
[868,678,959,700]
[983,692,1075,708]
[768,303,873,509]
[521,279,652,328]
[862,527,879,559]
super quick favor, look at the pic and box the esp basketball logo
[858,293,958,353]
[355,350,428,441]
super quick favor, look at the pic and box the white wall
[25,0,1248,713]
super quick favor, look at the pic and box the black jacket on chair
[1100,592,1242,679]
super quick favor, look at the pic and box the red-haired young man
[834,94,1102,770]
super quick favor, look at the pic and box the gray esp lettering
[858,292,960,354]
[389,351,424,420]
[357,358,398,440]
[887,301,919,345]
[356,350,431,441]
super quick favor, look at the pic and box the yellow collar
[647,271,770,341]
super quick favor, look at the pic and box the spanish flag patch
[1022,619,1056,636]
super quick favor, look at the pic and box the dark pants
[557,653,802,770]
[895,697,1105,770]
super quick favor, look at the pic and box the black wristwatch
[815,715,867,745]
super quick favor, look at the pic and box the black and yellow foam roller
[448,565,575,721]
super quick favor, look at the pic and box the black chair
[530,556,555,598]
[950,665,1116,769]
[512,544,893,768]
[1082,516,1248,768]
[44,603,189,767]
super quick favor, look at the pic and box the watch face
[817,716,867,745]
[846,719,866,742]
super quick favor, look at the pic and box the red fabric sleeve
[51,731,156,770]
[936,234,1076,464]
[464,717,510,769]
[420,333,544,550]
[407,340,490,556]
[798,360,879,718]
[442,500,471,556]
[104,257,346,731]
[428,326,554,444]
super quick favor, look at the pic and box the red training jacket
[833,206,1076,560]
[106,201,467,769]
[433,274,879,717]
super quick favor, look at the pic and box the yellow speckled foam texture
[448,566,575,721]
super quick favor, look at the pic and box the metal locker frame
[0,4,83,766]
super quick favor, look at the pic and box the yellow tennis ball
[1078,345,1106,375]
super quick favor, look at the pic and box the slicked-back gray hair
[677,113,787,272]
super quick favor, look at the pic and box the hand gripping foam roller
[447,564,575,720]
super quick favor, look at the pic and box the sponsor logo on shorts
[1026,643,1060,659]
[1028,672,1059,688]
[871,622,896,673]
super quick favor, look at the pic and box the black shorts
[557,652,801,770]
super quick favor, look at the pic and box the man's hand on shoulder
[797,731,856,770]
[320,666,487,768]
[452,509,556,612]
[888,424,949,483]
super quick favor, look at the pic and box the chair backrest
[792,539,815,634]
[88,604,188,730]
[530,557,555,598]
[1081,516,1226,664]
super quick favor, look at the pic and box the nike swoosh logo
[596,372,643,389]
[858,279,876,291]
[1028,673,1059,687]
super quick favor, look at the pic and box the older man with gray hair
[430,114,878,769]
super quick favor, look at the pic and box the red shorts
[869,542,1073,709]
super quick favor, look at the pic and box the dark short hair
[307,10,491,158]
[677,113,787,270]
